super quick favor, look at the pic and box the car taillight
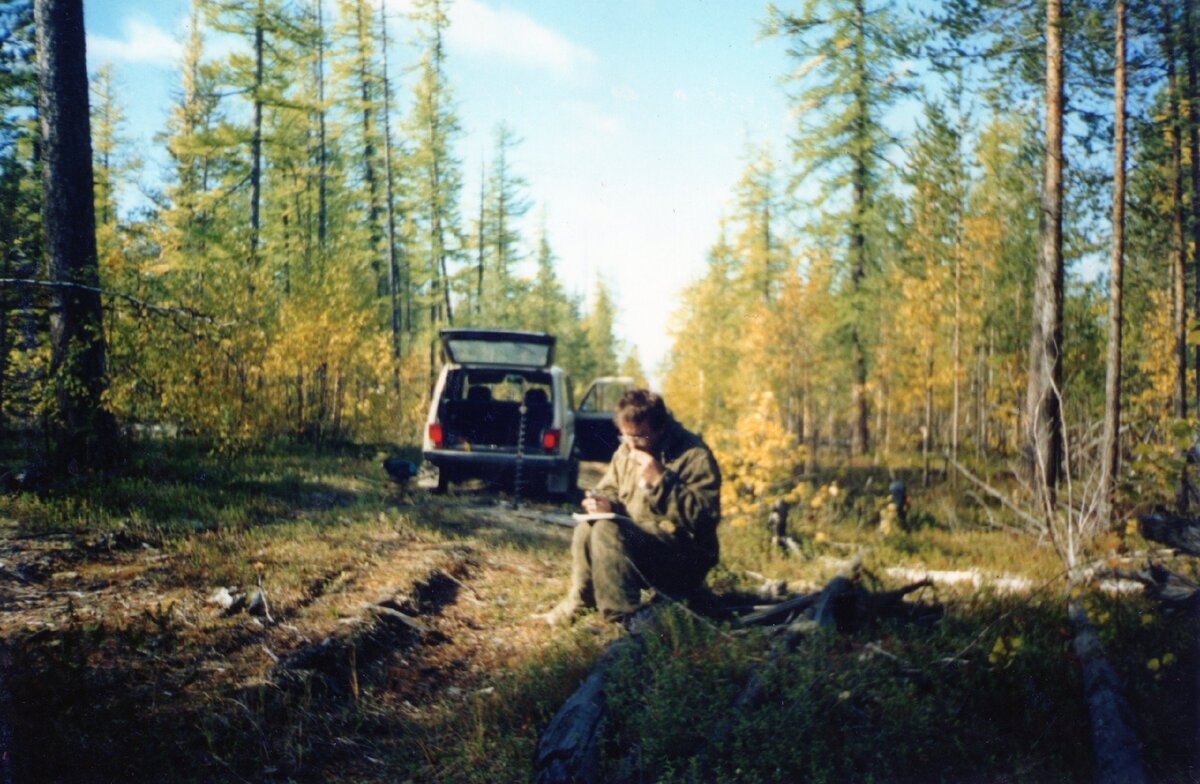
[542,428,561,451]
[428,423,444,447]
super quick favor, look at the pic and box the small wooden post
[768,500,790,553]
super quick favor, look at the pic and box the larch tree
[379,0,404,362]
[731,144,786,307]
[34,0,118,467]
[581,276,619,381]
[964,114,1040,456]
[899,100,967,484]
[206,0,272,274]
[767,0,915,457]
[0,0,40,436]
[1023,0,1066,501]
[407,0,463,331]
[1099,0,1127,527]
[88,63,133,234]
[527,220,578,337]
[1160,0,1187,423]
[334,0,386,295]
[481,123,531,327]
[1184,0,1200,421]
[663,222,746,432]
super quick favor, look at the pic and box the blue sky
[85,0,795,380]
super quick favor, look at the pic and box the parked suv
[422,329,585,495]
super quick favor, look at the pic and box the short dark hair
[614,389,670,431]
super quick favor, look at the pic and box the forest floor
[0,441,1196,783]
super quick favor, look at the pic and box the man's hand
[582,491,613,514]
[631,449,664,489]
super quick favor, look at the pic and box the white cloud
[89,19,181,67]
[564,101,625,142]
[446,0,596,79]
[611,85,640,103]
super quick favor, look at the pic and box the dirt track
[0,479,610,782]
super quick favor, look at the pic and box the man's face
[618,421,663,453]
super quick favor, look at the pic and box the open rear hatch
[439,329,555,368]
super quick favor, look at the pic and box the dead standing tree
[34,0,118,468]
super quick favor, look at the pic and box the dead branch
[950,457,1045,530]
[0,278,233,327]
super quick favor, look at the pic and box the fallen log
[691,572,934,782]
[534,610,652,784]
[1109,563,1198,610]
[536,572,939,784]
[1068,598,1147,784]
[735,591,819,627]
[1139,515,1200,557]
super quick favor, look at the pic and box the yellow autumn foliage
[712,392,808,526]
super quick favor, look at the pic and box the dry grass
[0,443,1195,782]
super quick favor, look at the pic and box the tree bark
[249,0,264,273]
[1023,0,1065,503]
[35,0,117,468]
[1100,0,1127,529]
[1188,0,1200,421]
[315,0,328,249]
[355,0,384,295]
[802,379,817,474]
[1163,5,1188,422]
[1163,4,1191,512]
[379,0,402,362]
[849,0,870,458]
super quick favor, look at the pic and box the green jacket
[593,419,722,569]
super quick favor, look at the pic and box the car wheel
[435,468,451,494]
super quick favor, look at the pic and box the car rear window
[444,338,552,368]
[443,369,553,404]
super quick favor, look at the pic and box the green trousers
[568,518,710,618]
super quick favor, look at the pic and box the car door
[573,376,634,462]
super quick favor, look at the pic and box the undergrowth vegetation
[0,439,1196,782]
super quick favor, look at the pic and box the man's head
[614,389,670,452]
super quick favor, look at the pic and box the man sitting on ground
[538,389,722,625]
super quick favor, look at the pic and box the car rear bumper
[423,449,571,475]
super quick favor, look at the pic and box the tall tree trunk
[476,162,485,313]
[849,0,870,458]
[379,0,401,362]
[356,0,384,295]
[1165,5,1188,421]
[952,220,962,487]
[923,344,934,488]
[35,0,118,467]
[1100,0,1127,529]
[0,253,10,438]
[1163,1,1193,513]
[1186,0,1200,420]
[250,2,264,275]
[315,0,328,250]
[802,380,816,475]
[1023,0,1065,502]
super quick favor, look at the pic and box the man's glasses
[620,434,653,446]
